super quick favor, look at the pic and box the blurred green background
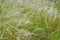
[0,0,60,40]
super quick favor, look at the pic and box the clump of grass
[0,0,60,40]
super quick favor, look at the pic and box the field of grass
[0,0,60,40]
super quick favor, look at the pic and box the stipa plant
[0,0,60,40]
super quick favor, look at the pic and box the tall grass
[0,0,60,40]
